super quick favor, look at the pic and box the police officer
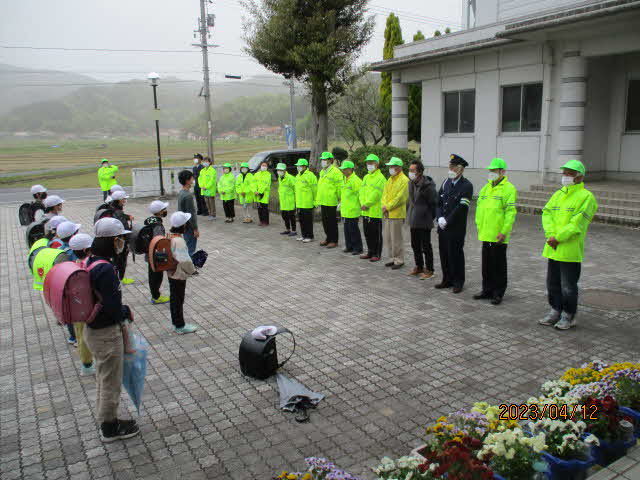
[435,154,473,294]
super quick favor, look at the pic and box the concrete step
[530,184,640,201]
[516,202,640,227]
[520,190,640,209]
[517,195,640,218]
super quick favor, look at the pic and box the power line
[369,4,462,27]
[0,44,253,58]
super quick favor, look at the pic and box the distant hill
[0,64,296,135]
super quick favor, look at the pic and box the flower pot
[592,436,638,466]
[619,407,640,438]
[540,450,595,480]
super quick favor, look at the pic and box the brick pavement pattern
[1,197,639,480]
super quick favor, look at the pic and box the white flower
[584,434,600,447]
[404,472,413,480]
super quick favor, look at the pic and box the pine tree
[380,13,404,145]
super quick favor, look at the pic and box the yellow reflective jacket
[98,165,118,192]
[278,173,296,211]
[382,172,409,219]
[316,164,343,207]
[359,169,386,219]
[542,182,598,263]
[295,170,318,209]
[236,172,255,204]
[32,248,66,291]
[340,173,362,219]
[199,166,217,197]
[217,172,236,201]
[253,170,272,204]
[475,177,518,244]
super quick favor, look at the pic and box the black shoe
[191,270,200,276]
[491,296,503,305]
[351,251,363,256]
[473,292,491,300]
[434,282,451,289]
[391,263,404,270]
[384,261,394,267]
[452,287,463,294]
[343,248,352,253]
[100,419,140,443]
[280,230,291,235]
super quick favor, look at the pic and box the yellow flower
[437,416,447,422]
[286,475,298,480]
[445,425,454,431]
[301,474,313,480]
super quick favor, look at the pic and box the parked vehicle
[247,149,311,179]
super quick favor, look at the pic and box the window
[501,83,543,132]
[626,80,640,132]
[443,90,475,133]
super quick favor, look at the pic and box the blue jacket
[436,176,474,236]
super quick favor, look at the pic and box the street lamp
[148,72,165,197]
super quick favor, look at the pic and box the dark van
[247,149,311,178]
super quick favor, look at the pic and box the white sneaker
[555,313,576,330]
[296,236,304,241]
[539,309,560,326]
[302,238,313,243]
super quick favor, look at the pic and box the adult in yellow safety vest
[539,159,598,330]
[218,162,236,223]
[473,158,517,306]
[338,161,363,255]
[236,162,255,223]
[381,157,409,269]
[359,154,386,262]
[199,157,217,220]
[97,159,118,201]
[253,160,272,226]
[294,158,317,242]
[315,151,343,248]
[276,163,297,237]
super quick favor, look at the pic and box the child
[167,212,198,334]
[218,162,236,223]
[86,217,139,442]
[236,162,255,223]
[145,200,169,304]
[43,195,65,220]
[276,163,297,237]
[110,190,135,285]
[49,220,81,257]
[30,184,48,222]
[68,233,96,375]
[96,185,124,212]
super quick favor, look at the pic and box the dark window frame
[501,82,543,133]
[625,79,640,133]
[443,89,476,134]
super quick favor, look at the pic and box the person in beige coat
[168,212,198,334]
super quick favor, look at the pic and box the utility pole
[288,78,297,149]
[196,0,215,161]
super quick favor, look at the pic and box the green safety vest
[340,173,362,219]
[235,172,255,204]
[253,170,272,204]
[359,169,386,219]
[278,173,296,211]
[295,170,318,209]
[475,177,518,244]
[316,164,343,207]
[217,172,236,201]
[32,248,66,291]
[542,182,598,263]
[98,165,119,191]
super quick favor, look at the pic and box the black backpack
[94,208,114,224]
[18,202,44,226]
[25,220,46,248]
[129,224,155,255]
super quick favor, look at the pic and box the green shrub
[348,145,418,177]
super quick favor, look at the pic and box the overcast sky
[0,0,462,83]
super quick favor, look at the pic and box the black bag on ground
[239,327,295,380]
[192,250,208,268]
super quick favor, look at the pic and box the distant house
[249,125,283,138]
[372,0,640,187]
[217,131,240,140]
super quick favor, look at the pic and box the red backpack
[149,235,178,272]
[43,258,110,325]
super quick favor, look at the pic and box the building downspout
[540,41,555,185]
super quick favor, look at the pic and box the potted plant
[372,456,435,479]
[478,428,548,480]
[420,437,494,480]
[614,372,640,438]
[274,458,362,480]
[581,396,637,466]
[528,419,598,480]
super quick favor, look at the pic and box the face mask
[297,166,304,173]
[224,169,230,174]
[408,172,417,181]
[203,162,210,167]
[103,164,109,168]
[321,160,328,168]
[193,158,199,164]
[488,172,500,182]
[241,168,248,173]
[448,170,458,179]
[561,175,575,186]
[389,168,399,176]
[277,170,284,177]
[114,237,125,255]
[260,165,268,172]
[366,164,376,172]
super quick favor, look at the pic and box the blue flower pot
[592,436,638,466]
[619,407,640,438]
[540,450,595,480]
[493,474,506,480]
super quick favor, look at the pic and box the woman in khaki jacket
[168,212,199,334]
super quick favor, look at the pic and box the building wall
[475,0,603,26]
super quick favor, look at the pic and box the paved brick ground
[1,197,639,480]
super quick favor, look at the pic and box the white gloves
[438,217,447,230]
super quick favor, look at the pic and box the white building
[372,0,640,190]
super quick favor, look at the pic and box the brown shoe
[452,287,463,294]
[408,267,424,276]
[319,241,329,246]
[360,254,371,260]
[326,243,337,249]
[419,271,434,280]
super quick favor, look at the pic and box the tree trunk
[310,80,328,170]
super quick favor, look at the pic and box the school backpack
[43,258,110,325]
[94,208,113,224]
[148,235,178,272]
[25,219,46,248]
[129,224,157,256]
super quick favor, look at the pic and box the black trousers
[281,210,296,231]
[148,263,164,300]
[223,199,235,218]
[481,242,508,298]
[410,228,434,272]
[168,278,186,328]
[194,186,208,215]
[363,217,383,258]
[114,246,128,280]
[102,190,108,201]
[320,205,339,243]
[343,218,363,253]
[298,208,314,239]
[438,229,466,289]
[547,259,582,315]
[257,203,269,224]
